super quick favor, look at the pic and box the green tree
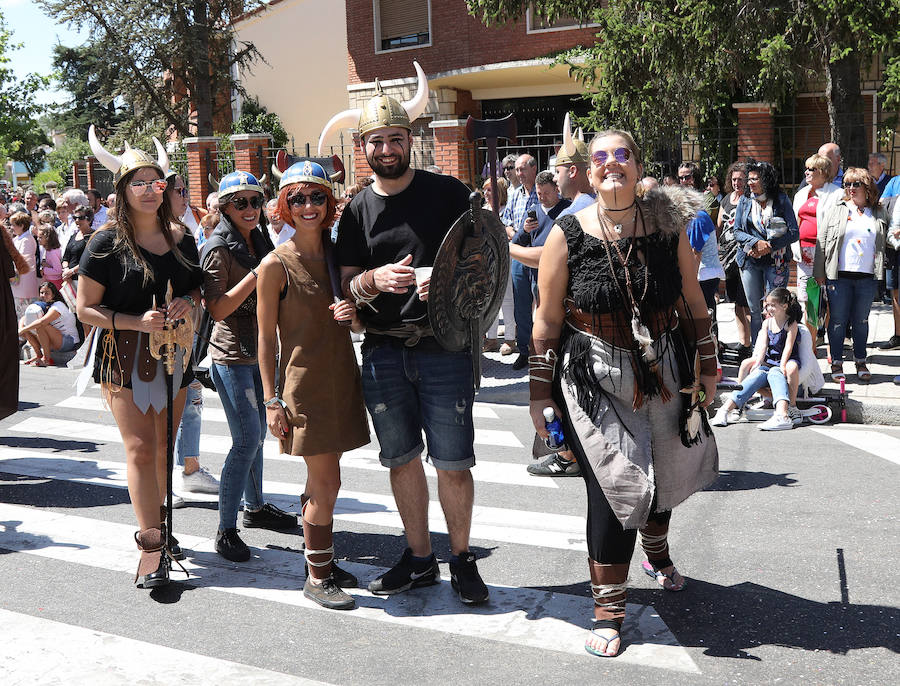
[50,42,125,139]
[466,1,900,166]
[232,97,288,149]
[46,136,91,179]
[37,0,268,137]
[0,11,51,176]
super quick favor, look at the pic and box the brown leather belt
[565,305,675,348]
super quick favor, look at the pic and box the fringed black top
[558,214,682,315]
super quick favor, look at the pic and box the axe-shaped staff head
[465,113,517,216]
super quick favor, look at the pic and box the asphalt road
[0,362,897,685]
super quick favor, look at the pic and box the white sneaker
[727,408,743,423]
[181,466,220,494]
[172,494,186,509]
[710,406,731,427]
[760,414,793,431]
[788,406,803,427]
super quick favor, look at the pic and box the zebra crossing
[0,373,702,682]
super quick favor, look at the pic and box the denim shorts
[360,338,475,471]
[59,334,77,352]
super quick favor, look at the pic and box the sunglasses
[805,167,820,173]
[843,181,865,189]
[73,215,89,220]
[228,196,264,210]
[288,191,328,207]
[129,179,168,195]
[504,166,515,171]
[678,174,693,181]
[591,147,631,166]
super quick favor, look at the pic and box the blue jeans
[174,380,203,467]
[510,259,533,355]
[211,363,266,530]
[360,340,475,471]
[740,261,781,342]
[731,364,790,408]
[826,276,877,362]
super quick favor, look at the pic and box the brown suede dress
[273,243,369,456]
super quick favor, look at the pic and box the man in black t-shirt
[329,66,490,606]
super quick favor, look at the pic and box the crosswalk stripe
[809,427,900,467]
[7,415,551,489]
[0,448,580,550]
[0,503,698,673]
[0,608,333,684]
[60,394,502,423]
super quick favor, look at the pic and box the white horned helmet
[555,113,590,167]
[317,61,430,154]
[88,124,169,184]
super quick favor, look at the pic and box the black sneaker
[527,453,581,477]
[216,528,251,562]
[242,503,298,531]
[304,560,359,588]
[878,335,900,350]
[368,548,440,595]
[303,576,355,610]
[449,551,489,605]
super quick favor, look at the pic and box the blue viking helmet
[217,170,264,202]
[279,160,332,191]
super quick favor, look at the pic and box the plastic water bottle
[543,407,567,451]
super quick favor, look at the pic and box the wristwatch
[264,397,286,409]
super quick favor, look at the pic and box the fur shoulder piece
[639,185,704,235]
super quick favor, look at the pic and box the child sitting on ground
[711,287,802,431]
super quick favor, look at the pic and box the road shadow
[0,519,90,555]
[704,470,799,491]
[0,470,131,509]
[0,436,99,453]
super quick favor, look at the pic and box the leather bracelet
[250,268,258,278]
[685,317,717,375]
[529,337,559,401]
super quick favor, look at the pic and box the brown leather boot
[134,527,169,589]
[159,505,185,561]
[302,519,354,610]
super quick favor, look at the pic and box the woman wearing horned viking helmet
[529,128,718,657]
[77,126,203,589]
[256,160,369,610]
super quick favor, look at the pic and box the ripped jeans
[211,362,266,531]
[360,338,475,471]
[174,380,203,467]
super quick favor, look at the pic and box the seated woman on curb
[711,288,802,430]
[18,281,80,366]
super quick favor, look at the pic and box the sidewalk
[476,303,900,424]
[716,301,900,425]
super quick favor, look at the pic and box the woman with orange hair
[257,161,369,610]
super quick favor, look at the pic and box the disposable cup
[414,267,433,284]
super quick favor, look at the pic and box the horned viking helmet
[554,113,589,167]
[317,61,430,155]
[88,124,169,184]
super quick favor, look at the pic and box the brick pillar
[183,136,219,209]
[85,156,99,189]
[430,119,474,187]
[230,133,272,182]
[71,160,82,189]
[732,102,776,163]
[350,132,373,186]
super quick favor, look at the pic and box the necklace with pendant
[597,203,637,236]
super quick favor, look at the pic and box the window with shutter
[526,5,599,33]
[376,0,430,52]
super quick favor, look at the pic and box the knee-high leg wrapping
[303,518,334,580]
[588,559,628,627]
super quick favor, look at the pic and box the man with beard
[319,62,490,606]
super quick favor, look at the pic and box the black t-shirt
[79,228,203,314]
[62,232,92,279]
[336,170,470,328]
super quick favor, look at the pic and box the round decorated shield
[428,193,510,359]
